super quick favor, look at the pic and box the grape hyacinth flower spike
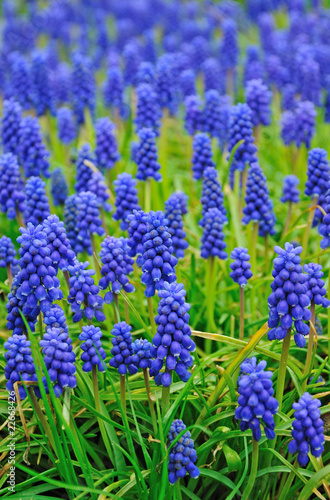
[41,214,76,278]
[79,325,107,373]
[304,148,330,234]
[95,117,120,170]
[200,167,227,227]
[319,188,330,249]
[113,173,141,230]
[24,176,51,227]
[288,393,324,467]
[167,419,199,484]
[164,193,188,259]
[51,168,68,207]
[57,107,77,144]
[200,208,227,260]
[245,79,272,131]
[191,133,215,181]
[135,83,161,135]
[184,95,203,136]
[76,191,105,256]
[135,128,162,183]
[18,116,50,178]
[127,209,148,267]
[1,98,22,157]
[0,235,18,284]
[230,247,253,340]
[0,152,25,225]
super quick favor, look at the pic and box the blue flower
[288,392,324,467]
[57,107,77,144]
[44,304,69,335]
[72,52,95,125]
[201,208,227,260]
[135,83,161,135]
[156,54,179,114]
[281,175,300,204]
[103,65,125,115]
[165,193,188,259]
[67,260,105,323]
[304,263,330,309]
[18,116,50,178]
[51,168,68,207]
[295,101,317,149]
[127,209,148,267]
[40,326,77,396]
[4,334,39,400]
[230,248,253,288]
[30,50,54,116]
[131,338,152,370]
[1,98,22,156]
[123,40,141,86]
[242,163,276,237]
[79,325,107,373]
[24,177,51,227]
[87,170,111,212]
[99,236,135,304]
[203,89,224,139]
[109,321,138,375]
[281,110,297,146]
[141,211,178,297]
[135,128,162,182]
[305,148,330,198]
[180,69,197,97]
[41,214,76,272]
[221,18,238,70]
[6,273,37,337]
[167,419,200,484]
[8,53,32,110]
[0,153,25,220]
[192,133,215,181]
[202,58,224,93]
[244,45,264,85]
[235,357,278,441]
[268,243,311,347]
[53,62,72,105]
[64,195,83,255]
[200,167,227,227]
[75,143,96,194]
[95,117,120,170]
[184,95,203,136]
[245,79,272,127]
[228,103,258,179]
[300,58,321,106]
[150,282,195,386]
[77,191,105,255]
[113,173,141,230]
[0,236,18,269]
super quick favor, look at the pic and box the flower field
[1,1,330,499]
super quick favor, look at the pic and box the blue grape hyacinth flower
[18,116,50,178]
[184,95,203,136]
[164,193,188,259]
[191,133,215,181]
[235,357,278,441]
[4,334,39,399]
[127,209,148,267]
[268,243,311,347]
[109,322,138,375]
[72,52,95,125]
[113,173,141,230]
[200,167,227,227]
[51,168,68,207]
[229,248,253,288]
[1,98,22,156]
[131,338,152,370]
[95,117,120,170]
[24,176,51,227]
[0,152,25,220]
[41,214,76,273]
[75,143,96,194]
[135,128,162,182]
[281,175,300,204]
[167,419,199,484]
[77,191,105,255]
[245,79,272,127]
[0,236,18,271]
[79,325,107,373]
[319,188,330,248]
[303,263,330,309]
[57,106,77,144]
[201,208,227,260]
[135,83,161,135]
[288,392,324,467]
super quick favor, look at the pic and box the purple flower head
[167,419,199,484]
[9,53,32,110]
[141,211,178,297]
[288,392,324,467]
[235,357,278,441]
[64,195,82,255]
[113,173,141,230]
[221,18,238,70]
[16,222,63,317]
[72,53,95,125]
[150,282,195,387]
[268,243,311,348]
[135,128,162,182]
[67,260,105,323]
[202,58,224,93]
[52,62,72,105]
[295,101,317,149]
[245,79,272,127]
[228,103,258,181]
[165,193,188,259]
[51,168,68,207]
[79,325,107,373]
[24,177,51,227]
[203,89,224,139]
[184,94,203,136]
[156,53,179,114]
[201,208,227,260]
[192,132,215,181]
[244,45,264,85]
[282,84,297,111]
[136,61,156,86]
[123,40,141,86]
[40,326,77,396]
[76,191,105,255]
[75,143,95,194]
[318,188,330,249]
[99,236,135,304]
[109,321,138,375]
[95,117,120,170]
[303,263,330,309]
[242,163,276,237]
[57,107,77,144]
[43,304,68,335]
[131,338,152,370]
[281,175,300,204]
[300,58,321,106]
[230,248,253,288]
[180,69,197,97]
[135,83,161,136]
[127,209,148,267]
[18,116,50,178]
[191,35,210,71]
[0,236,18,269]
[0,153,25,220]
[41,214,76,272]
[1,98,22,156]
[103,65,125,116]
[200,167,227,227]
[31,50,55,116]
[4,334,39,400]
[87,170,111,212]
[305,148,330,198]
[281,110,297,146]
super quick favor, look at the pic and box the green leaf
[222,443,242,472]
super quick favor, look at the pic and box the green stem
[205,256,216,354]
[278,461,297,500]
[62,387,71,427]
[147,297,157,336]
[90,233,101,281]
[159,109,169,201]
[242,439,259,500]
[275,328,292,421]
[302,301,315,391]
[28,387,56,452]
[143,368,157,434]
[113,294,120,323]
[6,264,13,286]
[239,287,244,341]
[282,202,292,240]
[175,480,183,500]
[63,269,70,290]
[302,194,318,260]
[16,208,26,228]
[162,374,171,416]
[145,178,151,212]
[120,374,126,420]
[250,222,259,320]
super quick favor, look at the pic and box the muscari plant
[2,3,330,500]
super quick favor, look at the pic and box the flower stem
[250,221,259,320]
[275,328,292,421]
[6,264,13,286]
[205,256,216,353]
[302,301,315,391]
[159,108,169,201]
[282,201,292,239]
[242,439,259,500]
[90,233,101,281]
[147,297,157,336]
[113,294,120,323]
[28,387,56,452]
[278,461,297,500]
[120,374,126,420]
[175,480,183,500]
[16,208,26,228]
[239,287,244,341]
[145,178,151,212]
[62,387,71,427]
[302,194,318,260]
[143,368,157,434]
[63,270,70,290]
[264,234,269,272]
